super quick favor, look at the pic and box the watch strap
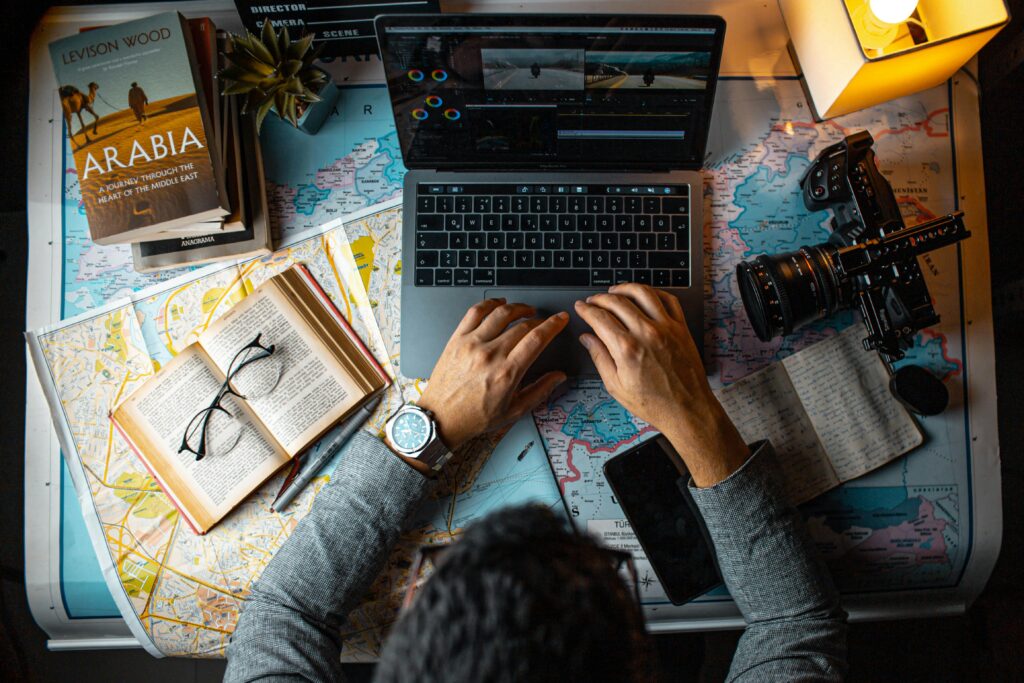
[418,435,453,473]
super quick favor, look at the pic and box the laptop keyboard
[413,183,691,288]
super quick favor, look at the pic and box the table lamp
[779,0,1010,119]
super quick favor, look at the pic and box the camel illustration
[60,82,100,149]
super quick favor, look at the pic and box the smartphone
[602,436,721,605]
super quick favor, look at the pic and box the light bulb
[868,0,919,25]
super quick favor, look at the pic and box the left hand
[417,298,569,450]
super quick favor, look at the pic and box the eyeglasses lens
[184,395,244,460]
[229,345,283,400]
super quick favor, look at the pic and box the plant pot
[295,71,340,135]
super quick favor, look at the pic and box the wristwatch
[384,404,453,476]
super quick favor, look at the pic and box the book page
[782,327,924,483]
[114,346,287,530]
[199,282,362,456]
[714,362,840,504]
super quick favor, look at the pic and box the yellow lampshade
[780,0,1010,119]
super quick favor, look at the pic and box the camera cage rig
[737,131,972,415]
[800,131,967,361]
[828,211,968,358]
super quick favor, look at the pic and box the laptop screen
[375,15,725,171]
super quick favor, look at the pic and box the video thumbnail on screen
[585,51,711,90]
[481,48,585,90]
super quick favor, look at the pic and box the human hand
[574,284,749,487]
[417,298,569,451]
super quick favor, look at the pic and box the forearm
[225,431,434,683]
[661,398,749,488]
[689,441,848,682]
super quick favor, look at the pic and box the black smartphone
[602,436,721,605]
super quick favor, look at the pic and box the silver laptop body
[375,14,726,378]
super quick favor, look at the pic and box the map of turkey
[534,79,966,603]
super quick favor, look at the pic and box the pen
[271,396,382,512]
[516,440,534,461]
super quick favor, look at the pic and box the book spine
[110,416,206,536]
[294,263,392,386]
[178,12,228,213]
[187,18,217,128]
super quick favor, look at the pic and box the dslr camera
[736,131,970,415]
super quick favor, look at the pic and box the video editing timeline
[381,23,720,168]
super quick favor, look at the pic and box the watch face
[392,411,431,452]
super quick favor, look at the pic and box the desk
[25,0,1000,655]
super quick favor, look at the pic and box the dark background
[1,2,1022,681]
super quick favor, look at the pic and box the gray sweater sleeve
[689,440,848,682]
[224,432,846,682]
[224,431,434,683]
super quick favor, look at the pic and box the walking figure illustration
[128,82,149,123]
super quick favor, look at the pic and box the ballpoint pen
[271,396,382,512]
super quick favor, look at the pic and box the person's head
[374,505,650,683]
[131,82,137,88]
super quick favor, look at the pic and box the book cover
[49,12,228,244]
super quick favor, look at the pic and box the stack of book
[49,11,272,271]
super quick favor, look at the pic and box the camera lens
[736,246,841,342]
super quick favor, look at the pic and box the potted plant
[218,19,340,135]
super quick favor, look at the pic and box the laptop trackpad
[483,289,597,377]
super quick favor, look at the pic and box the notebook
[714,326,924,504]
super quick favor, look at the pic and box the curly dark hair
[374,504,652,683]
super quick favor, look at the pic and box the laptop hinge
[439,166,682,175]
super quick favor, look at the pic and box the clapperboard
[234,0,441,57]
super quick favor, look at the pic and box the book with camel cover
[49,12,229,245]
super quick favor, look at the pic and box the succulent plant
[218,19,328,131]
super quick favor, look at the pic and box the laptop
[375,14,726,378]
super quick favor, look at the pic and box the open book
[714,326,924,505]
[112,264,390,534]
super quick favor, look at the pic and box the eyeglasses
[179,333,282,461]
[401,540,641,613]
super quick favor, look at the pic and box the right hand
[417,298,568,451]
[574,283,749,487]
